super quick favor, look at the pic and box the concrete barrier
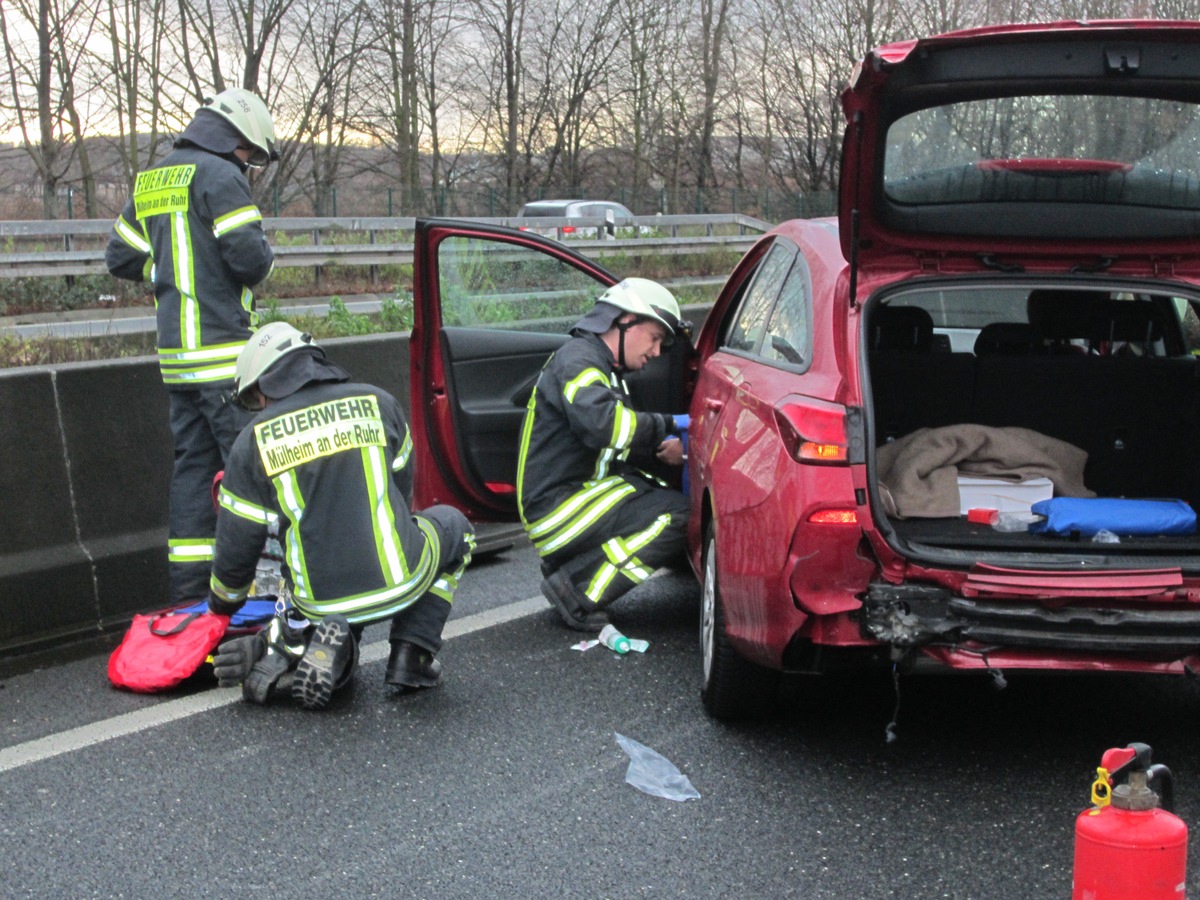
[0,333,411,659]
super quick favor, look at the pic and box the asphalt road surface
[4,540,1200,898]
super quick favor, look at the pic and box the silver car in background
[517,199,639,239]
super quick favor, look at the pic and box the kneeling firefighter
[208,322,475,709]
[518,278,691,632]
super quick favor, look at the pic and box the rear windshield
[882,286,1200,357]
[884,94,1200,215]
[520,202,574,217]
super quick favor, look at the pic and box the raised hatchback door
[839,21,1200,272]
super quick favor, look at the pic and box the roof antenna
[848,111,864,310]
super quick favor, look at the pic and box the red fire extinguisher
[1073,742,1188,899]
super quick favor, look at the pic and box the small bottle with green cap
[599,624,631,654]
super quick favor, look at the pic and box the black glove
[212,635,265,687]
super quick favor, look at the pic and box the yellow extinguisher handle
[1090,766,1112,808]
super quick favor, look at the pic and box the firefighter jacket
[517,331,677,557]
[105,142,274,387]
[209,381,444,626]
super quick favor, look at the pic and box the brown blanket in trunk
[876,425,1095,519]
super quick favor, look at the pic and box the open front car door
[410,218,620,522]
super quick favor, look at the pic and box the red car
[413,20,1200,719]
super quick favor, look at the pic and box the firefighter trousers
[539,474,689,610]
[385,505,475,654]
[167,385,252,602]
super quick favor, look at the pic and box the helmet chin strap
[614,318,637,370]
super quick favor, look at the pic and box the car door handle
[704,398,724,412]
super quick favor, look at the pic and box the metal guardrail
[0,213,772,278]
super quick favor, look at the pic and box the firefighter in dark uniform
[105,88,277,604]
[518,278,690,632]
[207,323,476,710]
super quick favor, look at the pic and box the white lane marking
[0,597,547,775]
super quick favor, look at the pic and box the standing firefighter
[208,323,475,709]
[106,88,277,604]
[518,278,691,631]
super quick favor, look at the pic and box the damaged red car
[412,20,1200,720]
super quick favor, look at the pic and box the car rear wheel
[700,522,780,719]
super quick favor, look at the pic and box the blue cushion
[177,598,281,627]
[1029,498,1196,537]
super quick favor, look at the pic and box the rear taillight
[774,398,849,465]
[562,226,576,234]
[808,508,858,525]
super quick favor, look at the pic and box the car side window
[761,255,811,368]
[723,242,794,353]
[437,235,602,328]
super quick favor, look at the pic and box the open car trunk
[865,280,1200,573]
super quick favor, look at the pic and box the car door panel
[412,218,620,519]
[438,327,566,491]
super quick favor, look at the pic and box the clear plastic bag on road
[614,732,700,801]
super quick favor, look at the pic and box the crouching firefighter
[517,278,691,632]
[207,322,475,709]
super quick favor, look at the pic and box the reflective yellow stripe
[430,533,475,602]
[288,518,443,624]
[158,341,245,383]
[218,486,276,524]
[172,211,199,348]
[586,563,619,601]
[276,470,310,598]
[583,514,671,601]
[393,431,413,472]
[114,215,151,253]
[534,483,636,554]
[610,404,637,450]
[210,572,252,604]
[526,477,627,538]
[213,205,263,236]
[364,444,406,582]
[168,538,215,562]
[563,368,608,403]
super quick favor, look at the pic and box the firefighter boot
[243,616,308,704]
[385,641,443,690]
[292,614,357,710]
[541,569,610,632]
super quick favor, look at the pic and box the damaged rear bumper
[862,582,1200,658]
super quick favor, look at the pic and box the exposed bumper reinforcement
[862,582,1200,656]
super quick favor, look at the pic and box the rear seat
[871,294,1200,500]
[869,304,974,442]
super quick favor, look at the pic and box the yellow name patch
[256,395,386,476]
[133,165,196,218]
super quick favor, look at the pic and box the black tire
[700,522,780,719]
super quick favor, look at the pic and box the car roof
[839,20,1200,266]
[520,199,631,215]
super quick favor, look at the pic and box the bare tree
[176,0,298,96]
[0,0,102,217]
[468,0,531,209]
[282,0,370,215]
[693,0,732,204]
[97,0,179,189]
[416,0,484,209]
[361,0,426,210]
[531,0,627,192]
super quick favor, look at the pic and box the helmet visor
[242,141,275,168]
[650,305,681,339]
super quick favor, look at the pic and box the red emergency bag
[107,610,230,693]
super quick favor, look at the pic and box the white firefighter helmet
[581,278,682,345]
[201,88,278,167]
[234,322,317,404]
